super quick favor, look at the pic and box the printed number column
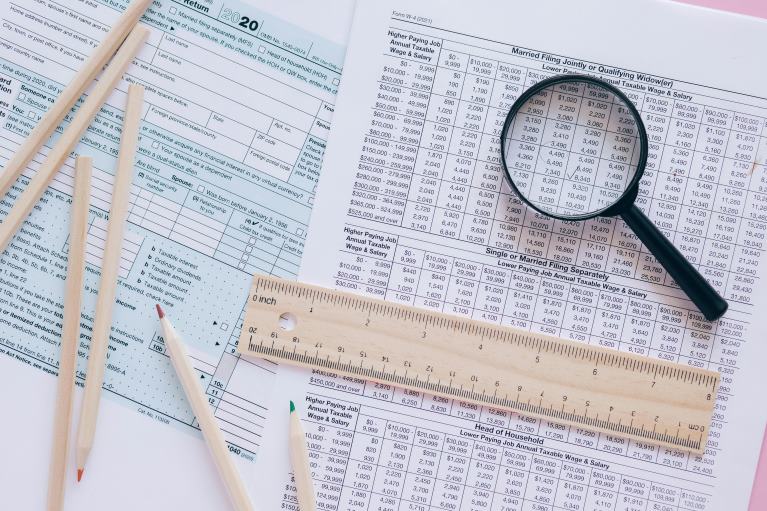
[464,439,502,510]
[502,268,541,331]
[434,434,470,510]
[370,421,416,510]
[402,35,442,233]
[561,267,598,345]
[646,482,681,511]
[459,54,498,246]
[553,460,590,511]
[340,414,386,510]
[489,62,529,254]
[493,447,534,511]
[445,257,481,318]
[359,29,434,227]
[596,290,628,354]
[401,427,443,510]
[416,251,455,313]
[636,94,674,284]
[429,47,469,239]
[620,296,655,357]
[301,397,358,511]
[548,219,584,271]
[722,112,764,303]
[735,117,767,305]
[333,230,396,299]
[532,276,570,337]
[523,455,561,510]
[584,469,619,511]
[615,474,651,511]
[656,101,702,288]
[605,89,646,279]
[389,34,441,230]
[697,106,738,295]
[654,97,696,284]
[473,265,511,325]
[680,105,727,274]
[386,244,425,306]
[705,315,747,474]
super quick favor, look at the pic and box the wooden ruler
[237,275,718,454]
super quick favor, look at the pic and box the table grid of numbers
[351,26,767,305]
[286,391,711,511]
[331,19,767,493]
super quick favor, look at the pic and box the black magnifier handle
[620,204,728,321]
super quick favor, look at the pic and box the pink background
[673,1,767,508]
[674,1,767,508]
[677,0,767,18]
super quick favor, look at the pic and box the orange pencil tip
[155,304,164,319]
[77,468,84,482]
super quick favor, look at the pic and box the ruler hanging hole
[279,312,297,331]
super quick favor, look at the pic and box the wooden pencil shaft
[160,318,254,511]
[46,158,91,511]
[289,411,316,511]
[0,0,152,199]
[0,25,148,256]
[76,84,144,470]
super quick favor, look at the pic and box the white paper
[294,1,767,510]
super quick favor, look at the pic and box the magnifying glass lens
[503,80,642,219]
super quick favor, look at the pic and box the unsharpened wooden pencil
[46,157,92,511]
[289,401,317,511]
[75,84,145,481]
[0,0,152,200]
[0,25,148,255]
[156,305,255,511]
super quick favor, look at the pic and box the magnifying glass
[500,75,728,321]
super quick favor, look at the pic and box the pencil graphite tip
[155,304,164,319]
[77,468,84,482]
[290,400,295,413]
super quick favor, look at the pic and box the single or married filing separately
[296,0,767,510]
[0,0,351,507]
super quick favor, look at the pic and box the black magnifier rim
[499,74,649,221]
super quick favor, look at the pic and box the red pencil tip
[155,304,164,319]
[77,468,84,482]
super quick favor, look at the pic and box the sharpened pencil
[156,305,255,511]
[46,157,92,511]
[75,84,145,481]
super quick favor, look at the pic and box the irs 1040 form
[293,1,767,510]
[0,0,348,489]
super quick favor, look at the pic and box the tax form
[293,0,767,510]
[0,0,351,507]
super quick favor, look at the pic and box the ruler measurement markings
[241,276,717,453]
